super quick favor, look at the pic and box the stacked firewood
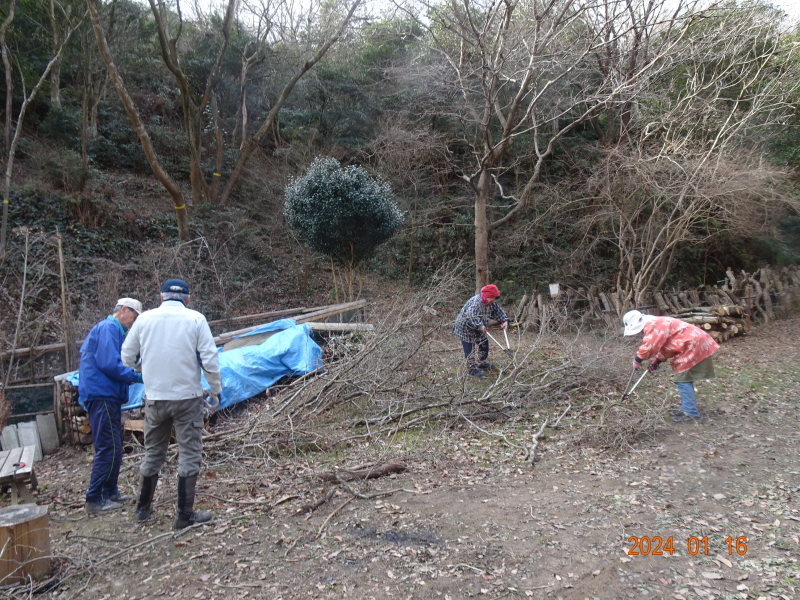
[673,305,752,343]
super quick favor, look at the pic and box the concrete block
[1,425,19,451]
[16,422,42,462]
[35,414,59,455]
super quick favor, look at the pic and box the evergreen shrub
[284,156,404,266]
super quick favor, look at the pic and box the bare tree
[219,0,363,204]
[0,1,83,259]
[231,0,279,149]
[147,0,238,205]
[577,2,799,307]
[411,0,746,290]
[86,0,191,240]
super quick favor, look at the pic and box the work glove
[632,357,643,370]
[500,321,508,330]
[203,393,220,417]
[647,359,661,373]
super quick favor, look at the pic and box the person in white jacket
[121,278,222,529]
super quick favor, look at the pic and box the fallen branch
[524,403,571,466]
[318,460,406,483]
[297,487,337,515]
[316,497,353,538]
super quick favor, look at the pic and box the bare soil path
[16,316,800,599]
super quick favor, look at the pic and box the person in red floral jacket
[623,310,720,422]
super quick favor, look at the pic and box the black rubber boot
[135,474,159,523]
[173,474,212,530]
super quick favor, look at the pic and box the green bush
[38,106,81,145]
[43,150,90,192]
[283,156,404,266]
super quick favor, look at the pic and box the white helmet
[622,310,646,336]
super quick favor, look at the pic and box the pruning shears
[485,328,513,356]
[621,369,648,401]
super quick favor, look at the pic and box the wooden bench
[0,446,37,504]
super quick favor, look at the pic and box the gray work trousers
[139,397,205,478]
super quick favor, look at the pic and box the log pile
[514,265,800,331]
[673,305,752,343]
[52,379,91,445]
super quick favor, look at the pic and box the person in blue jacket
[80,297,143,516]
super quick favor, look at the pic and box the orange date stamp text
[626,536,748,556]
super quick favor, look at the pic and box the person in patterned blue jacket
[79,297,143,516]
[453,284,509,377]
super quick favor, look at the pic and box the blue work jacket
[78,316,138,404]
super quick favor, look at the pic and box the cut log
[653,292,670,313]
[0,504,50,584]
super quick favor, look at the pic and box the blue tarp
[67,319,323,411]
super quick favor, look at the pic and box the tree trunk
[49,63,61,109]
[189,154,208,205]
[1,0,15,156]
[48,0,62,109]
[234,56,251,149]
[210,96,223,202]
[87,0,189,241]
[80,79,89,170]
[474,170,490,290]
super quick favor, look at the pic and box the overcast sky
[163,0,800,26]
[771,0,800,23]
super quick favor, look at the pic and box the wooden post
[0,504,50,584]
[55,234,75,371]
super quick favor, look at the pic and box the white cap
[622,310,645,336]
[116,297,143,314]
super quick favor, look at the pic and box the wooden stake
[55,234,75,371]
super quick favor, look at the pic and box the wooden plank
[0,342,66,361]
[15,446,34,479]
[306,322,374,332]
[3,382,54,390]
[0,448,24,482]
[295,300,367,324]
[207,306,311,327]
[221,331,277,352]
[0,450,14,477]
[124,420,145,433]
[214,300,368,346]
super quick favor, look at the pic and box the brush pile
[673,305,752,342]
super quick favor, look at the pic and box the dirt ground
[9,315,800,599]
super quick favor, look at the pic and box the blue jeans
[676,382,700,417]
[85,396,124,502]
[462,340,489,373]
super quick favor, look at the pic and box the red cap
[480,284,500,301]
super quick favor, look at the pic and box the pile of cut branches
[199,268,644,471]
